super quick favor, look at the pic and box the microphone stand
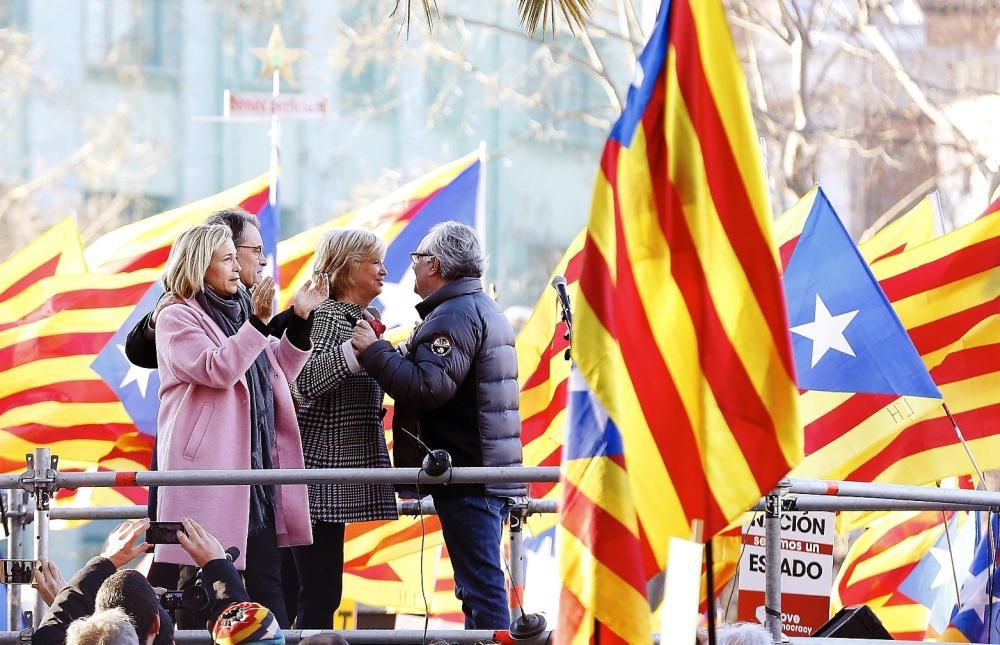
[557,296,573,362]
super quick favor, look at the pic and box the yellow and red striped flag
[0,217,87,302]
[276,151,480,308]
[774,189,939,269]
[0,270,158,506]
[793,207,1000,485]
[832,510,971,640]
[560,0,800,640]
[85,174,269,273]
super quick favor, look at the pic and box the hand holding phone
[0,560,37,585]
[145,521,185,545]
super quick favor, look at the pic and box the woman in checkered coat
[289,228,398,628]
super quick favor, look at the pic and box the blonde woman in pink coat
[152,223,327,627]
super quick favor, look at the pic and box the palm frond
[392,0,439,35]
[517,0,592,37]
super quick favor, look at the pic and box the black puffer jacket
[360,277,526,497]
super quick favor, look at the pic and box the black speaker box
[812,605,893,638]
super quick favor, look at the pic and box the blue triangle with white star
[782,188,941,397]
[90,283,164,435]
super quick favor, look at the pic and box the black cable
[724,509,760,618]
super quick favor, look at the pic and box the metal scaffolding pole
[30,448,53,627]
[36,466,560,490]
[764,486,786,643]
[508,505,527,623]
[5,490,29,631]
[46,499,560,521]
[752,494,989,513]
[786,478,1000,506]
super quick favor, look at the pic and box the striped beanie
[212,602,284,645]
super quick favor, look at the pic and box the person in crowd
[95,571,164,645]
[34,517,250,645]
[211,602,285,645]
[125,208,294,369]
[696,623,772,644]
[34,560,67,607]
[351,221,525,630]
[289,228,398,629]
[65,608,140,645]
[153,224,327,628]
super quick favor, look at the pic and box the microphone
[550,275,572,324]
[224,546,240,563]
[399,427,452,477]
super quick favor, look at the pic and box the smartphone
[0,560,37,584]
[145,521,184,544]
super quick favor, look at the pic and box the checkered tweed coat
[295,300,398,523]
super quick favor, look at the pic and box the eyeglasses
[237,245,264,257]
[409,252,434,266]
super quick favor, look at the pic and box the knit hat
[212,602,284,645]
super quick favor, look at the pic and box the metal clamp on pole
[764,483,788,643]
[18,451,59,510]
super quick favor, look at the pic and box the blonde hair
[313,228,386,299]
[67,607,140,645]
[161,224,234,298]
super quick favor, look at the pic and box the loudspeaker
[421,449,452,476]
[812,605,892,638]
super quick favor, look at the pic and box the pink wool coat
[152,297,313,569]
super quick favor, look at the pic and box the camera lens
[182,586,210,611]
[159,591,185,611]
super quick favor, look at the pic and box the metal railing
[6,446,998,643]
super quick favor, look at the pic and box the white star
[377,269,422,330]
[789,294,859,368]
[927,546,954,589]
[116,344,154,398]
[955,568,997,622]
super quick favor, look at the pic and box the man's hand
[293,274,330,319]
[150,294,182,329]
[33,559,65,606]
[100,519,152,568]
[351,320,378,354]
[250,277,276,323]
[177,517,226,567]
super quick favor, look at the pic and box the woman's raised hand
[250,276,276,323]
[293,274,330,319]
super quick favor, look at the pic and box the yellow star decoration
[251,24,304,86]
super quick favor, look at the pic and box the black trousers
[286,522,346,629]
[243,515,290,628]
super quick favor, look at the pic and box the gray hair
[696,623,772,645]
[418,221,486,280]
[67,608,140,645]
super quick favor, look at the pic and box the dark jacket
[33,556,249,645]
[360,277,526,498]
[34,557,116,645]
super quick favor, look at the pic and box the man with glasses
[124,208,305,369]
[352,221,525,631]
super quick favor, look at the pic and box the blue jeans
[432,493,512,630]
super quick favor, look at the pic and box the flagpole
[939,511,963,609]
[269,67,281,299]
[704,539,717,645]
[941,402,987,485]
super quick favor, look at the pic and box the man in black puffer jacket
[352,221,525,630]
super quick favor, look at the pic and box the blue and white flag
[782,188,941,397]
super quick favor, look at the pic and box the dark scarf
[196,287,277,536]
